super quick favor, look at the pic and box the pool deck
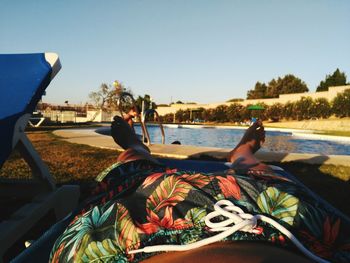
[53,129,350,166]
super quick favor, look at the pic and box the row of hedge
[160,89,350,123]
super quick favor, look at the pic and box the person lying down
[50,118,350,263]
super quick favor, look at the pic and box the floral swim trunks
[50,159,350,263]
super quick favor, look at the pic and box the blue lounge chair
[0,53,80,262]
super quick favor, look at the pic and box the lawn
[268,161,350,217]
[0,131,118,182]
[1,130,349,217]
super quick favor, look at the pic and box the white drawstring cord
[128,200,330,263]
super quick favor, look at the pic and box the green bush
[160,113,174,123]
[240,105,253,121]
[175,109,185,122]
[266,103,283,121]
[294,97,313,120]
[283,101,296,120]
[310,98,331,119]
[213,105,229,122]
[202,108,215,122]
[171,91,349,123]
[227,103,244,122]
[332,89,350,117]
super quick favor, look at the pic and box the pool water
[97,124,350,155]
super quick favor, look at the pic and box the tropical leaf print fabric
[50,160,350,262]
[257,187,299,226]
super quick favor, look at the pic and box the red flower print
[181,173,211,188]
[142,172,164,188]
[147,175,192,212]
[217,176,241,200]
[253,226,264,235]
[142,168,177,188]
[299,217,345,259]
[270,233,286,245]
[138,207,193,235]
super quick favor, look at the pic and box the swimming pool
[96,124,350,155]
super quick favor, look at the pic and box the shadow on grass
[269,160,350,218]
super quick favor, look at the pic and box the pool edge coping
[53,129,350,167]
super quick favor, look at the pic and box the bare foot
[111,116,149,152]
[112,116,164,165]
[231,120,265,155]
[227,120,270,173]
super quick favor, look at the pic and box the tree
[264,78,279,98]
[160,113,174,123]
[212,105,228,122]
[280,74,309,94]
[89,83,118,112]
[316,68,347,92]
[227,103,244,122]
[246,75,308,99]
[332,89,350,117]
[88,83,119,121]
[294,97,313,120]
[88,83,128,123]
[283,101,296,120]
[266,75,308,98]
[202,108,215,122]
[183,110,191,121]
[266,103,283,122]
[247,82,268,99]
[174,109,191,122]
[175,109,185,122]
[309,98,331,119]
[226,98,244,102]
[240,105,252,121]
[89,81,140,121]
[135,94,157,112]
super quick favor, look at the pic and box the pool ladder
[142,109,165,145]
[117,92,165,146]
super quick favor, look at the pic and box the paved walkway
[54,129,350,166]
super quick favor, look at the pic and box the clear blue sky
[1,0,349,105]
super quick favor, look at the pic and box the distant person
[120,105,140,132]
[119,107,180,145]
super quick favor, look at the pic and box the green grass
[0,131,119,182]
[268,162,350,216]
[25,123,103,132]
[313,130,350,137]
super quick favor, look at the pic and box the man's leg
[111,116,159,164]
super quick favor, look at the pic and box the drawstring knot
[128,199,329,263]
[205,199,260,234]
